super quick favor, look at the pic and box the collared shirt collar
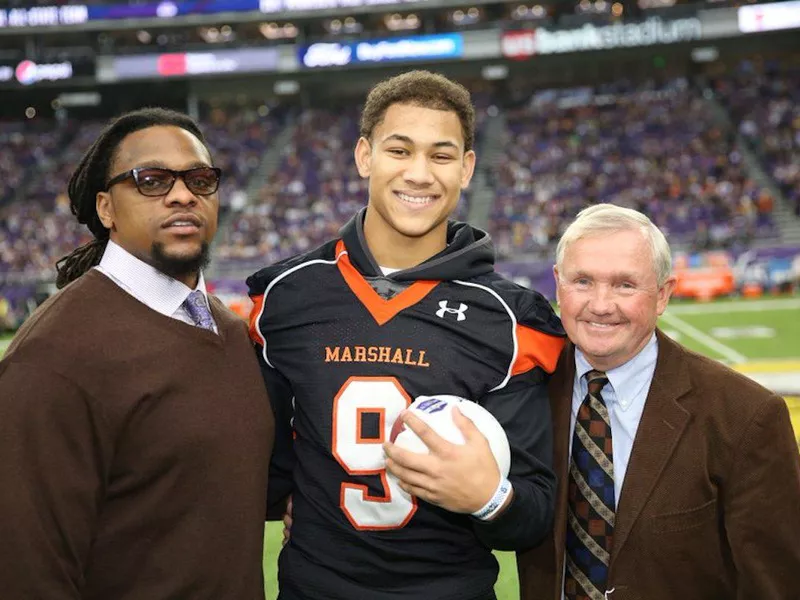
[574,333,658,411]
[95,240,209,318]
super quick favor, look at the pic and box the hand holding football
[389,395,511,477]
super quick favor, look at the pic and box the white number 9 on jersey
[332,376,417,530]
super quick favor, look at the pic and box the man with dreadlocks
[0,108,274,600]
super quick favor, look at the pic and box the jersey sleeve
[508,283,565,377]
[472,280,564,549]
[255,348,296,520]
[472,369,557,551]
[247,263,300,519]
[247,263,281,363]
[246,241,339,366]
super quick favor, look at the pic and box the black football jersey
[248,210,565,600]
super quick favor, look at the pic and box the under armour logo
[436,301,468,321]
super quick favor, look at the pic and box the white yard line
[668,298,800,315]
[660,311,748,364]
[740,372,800,396]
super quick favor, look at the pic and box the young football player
[248,70,565,600]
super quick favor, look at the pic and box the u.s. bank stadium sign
[502,16,703,59]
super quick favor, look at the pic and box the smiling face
[355,102,476,268]
[554,228,676,371]
[96,125,218,287]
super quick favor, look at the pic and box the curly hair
[359,70,475,152]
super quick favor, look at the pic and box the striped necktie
[565,370,614,600]
[182,290,216,332]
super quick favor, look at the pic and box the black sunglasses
[105,166,222,197]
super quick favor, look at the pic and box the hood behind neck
[339,207,496,282]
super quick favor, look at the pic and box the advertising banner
[0,2,251,27]
[0,59,93,86]
[738,0,800,33]
[260,0,423,13]
[111,48,280,80]
[501,16,703,59]
[501,30,537,60]
[734,246,800,292]
[0,0,428,28]
[300,33,463,68]
[0,5,88,28]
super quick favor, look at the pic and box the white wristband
[472,477,512,521]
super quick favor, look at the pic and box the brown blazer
[518,329,800,600]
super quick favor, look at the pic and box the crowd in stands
[0,120,62,206]
[215,108,366,271]
[0,120,95,283]
[489,78,776,260]
[714,60,800,220]
[204,106,282,217]
[0,72,793,291]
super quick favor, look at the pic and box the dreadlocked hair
[56,107,208,289]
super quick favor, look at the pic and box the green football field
[660,297,800,364]
[0,333,12,356]
[2,295,799,599]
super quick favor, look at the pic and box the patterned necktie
[565,370,614,600]
[182,290,216,332]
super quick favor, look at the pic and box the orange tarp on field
[673,267,736,300]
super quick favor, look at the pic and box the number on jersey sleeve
[332,377,417,530]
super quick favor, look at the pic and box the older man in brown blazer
[519,204,800,600]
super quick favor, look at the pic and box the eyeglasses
[105,166,222,197]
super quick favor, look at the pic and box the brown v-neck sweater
[0,270,274,600]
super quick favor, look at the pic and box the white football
[389,394,511,477]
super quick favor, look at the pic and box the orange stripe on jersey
[335,240,439,326]
[511,324,565,376]
[248,294,266,346]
